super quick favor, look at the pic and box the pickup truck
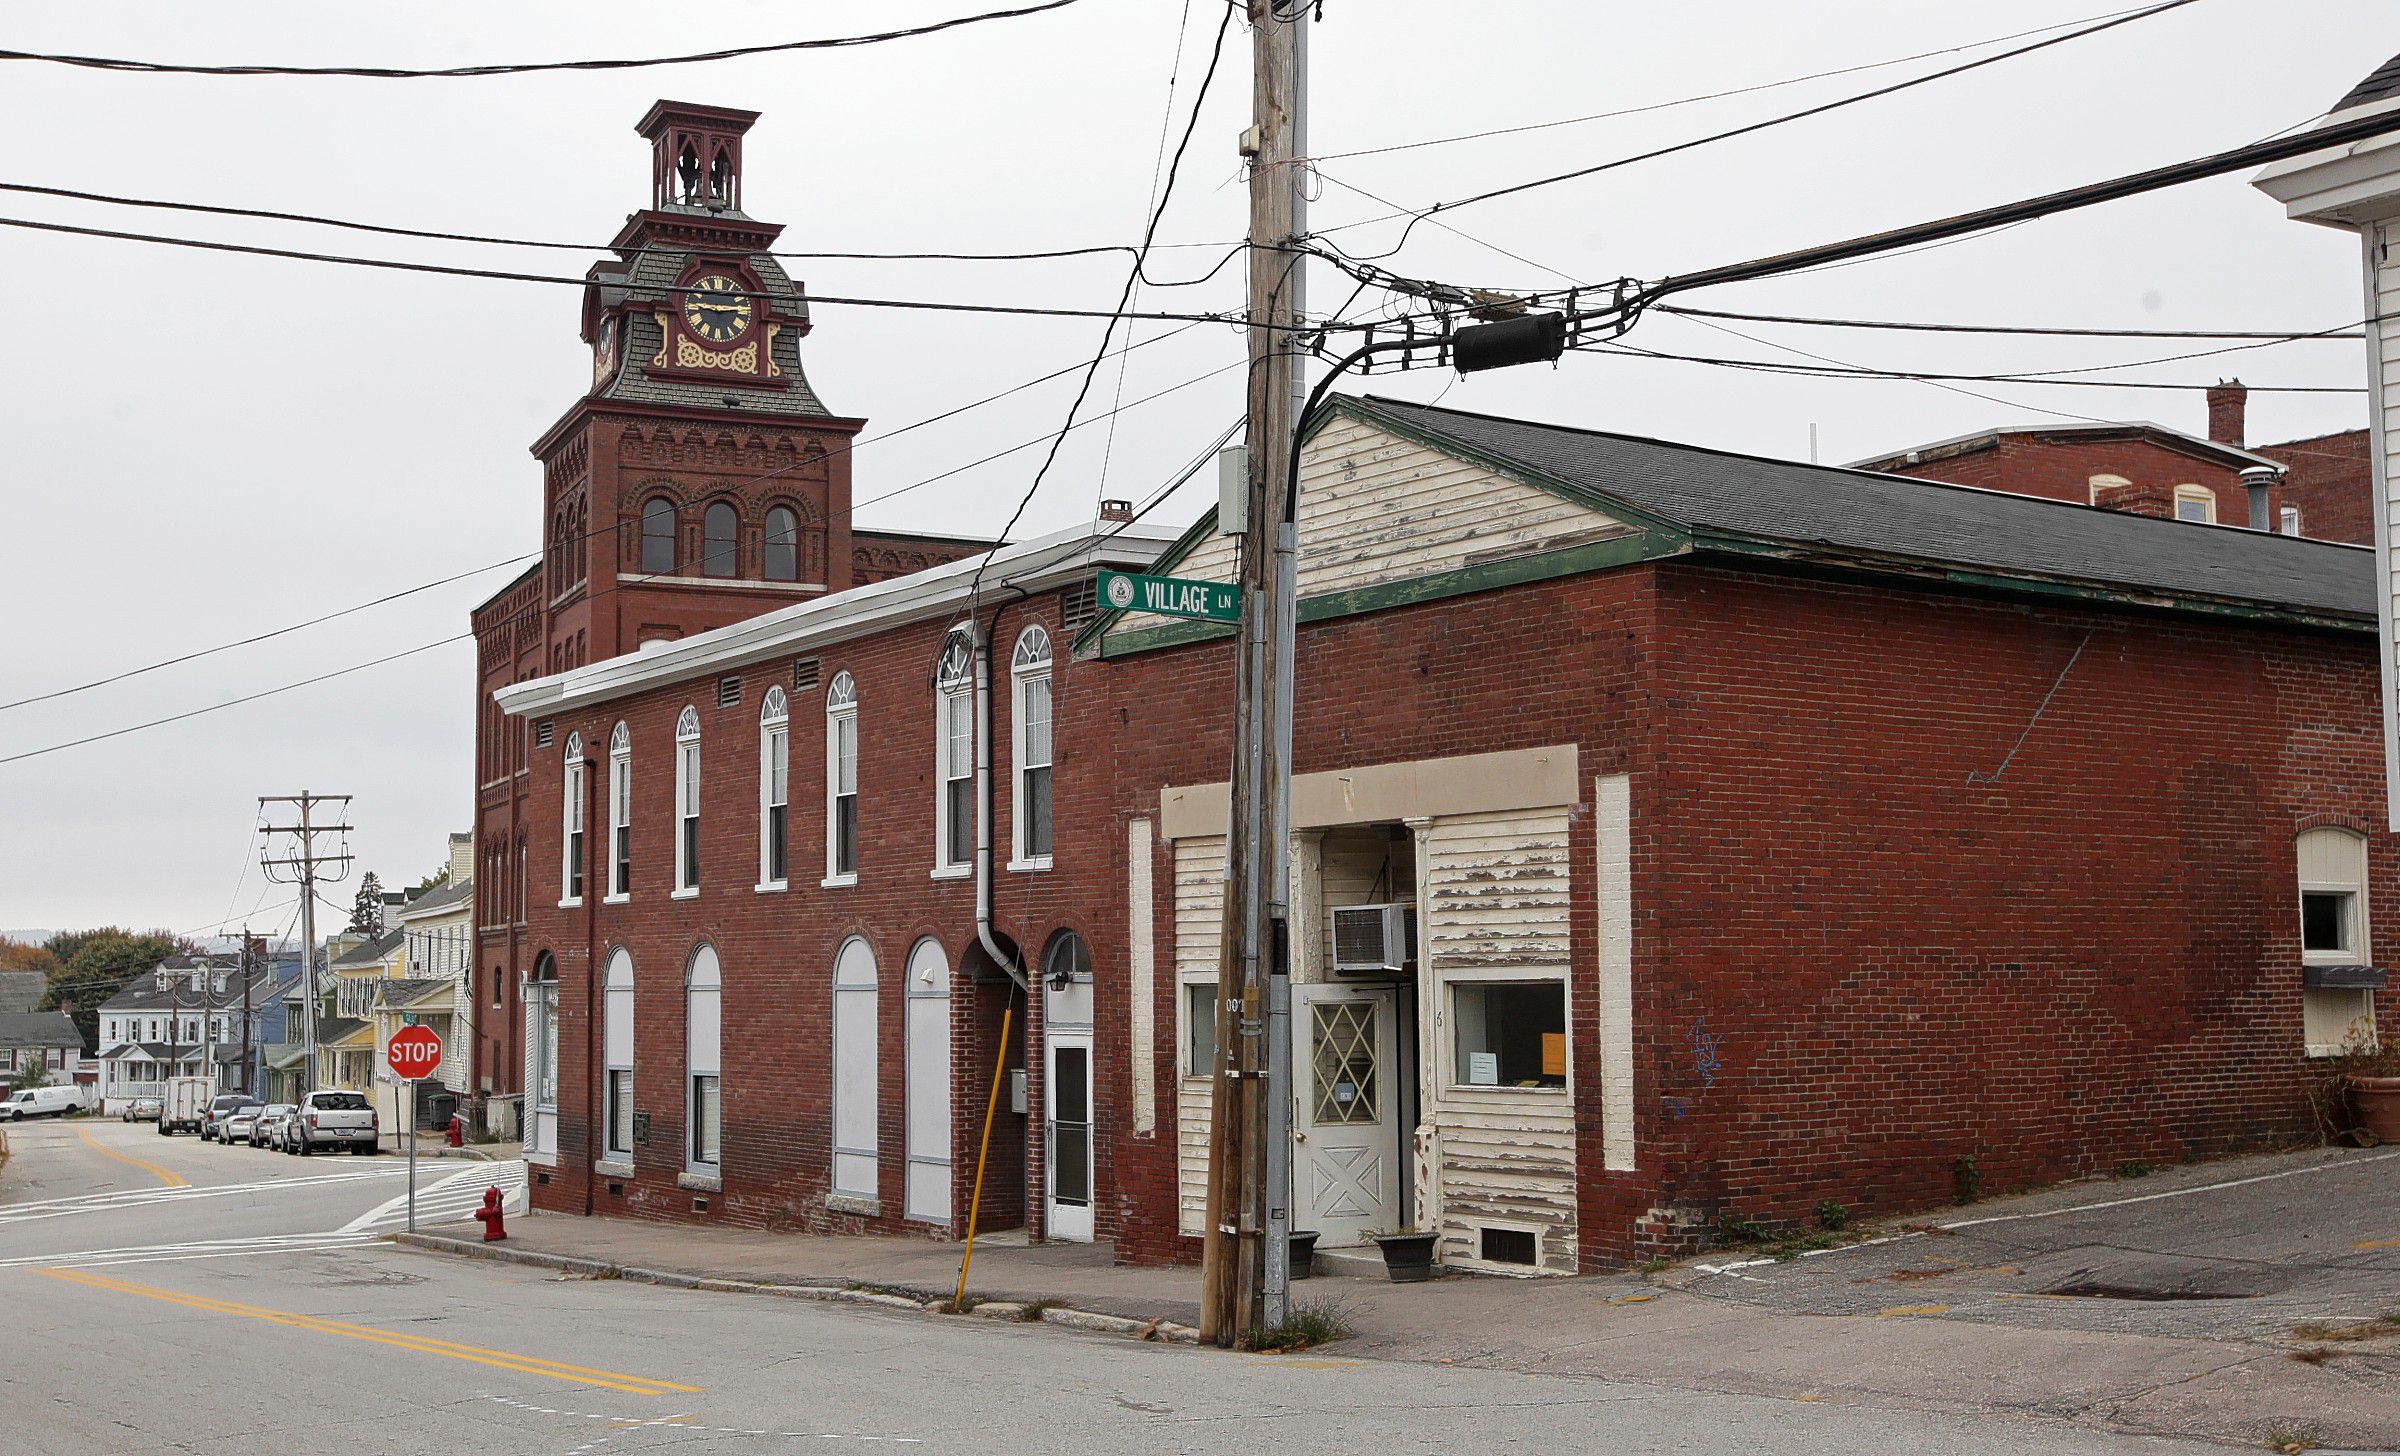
[285,1089,378,1156]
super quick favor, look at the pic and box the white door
[1046,1033,1094,1242]
[830,938,878,1200]
[903,940,952,1225]
[1295,983,1399,1247]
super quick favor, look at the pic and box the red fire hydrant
[446,1115,464,1148]
[473,1185,507,1242]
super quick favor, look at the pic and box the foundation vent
[1479,1226,1538,1266]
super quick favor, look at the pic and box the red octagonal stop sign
[387,1023,444,1081]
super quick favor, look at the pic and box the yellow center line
[75,1127,186,1188]
[39,1268,700,1395]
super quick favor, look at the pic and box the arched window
[686,944,723,1172]
[640,497,678,574]
[702,502,739,578]
[831,937,878,1198]
[934,630,974,874]
[525,953,560,1157]
[674,706,702,894]
[825,672,859,881]
[607,722,633,899]
[2298,826,2378,1056]
[764,506,800,582]
[603,949,634,1160]
[1012,624,1054,869]
[903,938,952,1224]
[561,733,586,905]
[2173,485,2217,524]
[759,686,789,888]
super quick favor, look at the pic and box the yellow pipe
[952,1000,1015,1313]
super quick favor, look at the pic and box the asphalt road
[0,1117,2234,1455]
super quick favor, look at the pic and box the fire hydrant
[446,1115,464,1148]
[472,1185,507,1242]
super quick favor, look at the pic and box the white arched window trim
[933,626,975,879]
[560,732,587,907]
[825,672,859,886]
[602,949,635,1162]
[2172,484,2217,524]
[1010,624,1054,872]
[606,722,632,902]
[758,686,790,892]
[673,706,702,897]
[685,944,723,1175]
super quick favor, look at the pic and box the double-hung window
[674,706,701,895]
[1011,625,1053,869]
[934,631,974,876]
[606,722,632,900]
[686,945,723,1172]
[825,672,859,883]
[561,734,586,905]
[758,687,789,889]
[2298,826,2378,1056]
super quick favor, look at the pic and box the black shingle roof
[2336,53,2400,113]
[0,1011,81,1050]
[593,239,832,418]
[1352,396,2375,623]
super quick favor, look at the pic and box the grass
[1638,1258,1672,1275]
[2264,1422,2321,1452]
[2289,1313,2400,1344]
[2113,1161,2155,1180]
[1247,1299,1355,1353]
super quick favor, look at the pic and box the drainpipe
[2241,464,2278,532]
[973,596,1030,992]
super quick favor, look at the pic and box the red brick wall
[1873,434,2272,527]
[2259,429,2373,546]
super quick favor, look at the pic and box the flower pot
[1374,1231,1439,1283]
[2354,1075,2400,1145]
[1288,1230,1319,1280]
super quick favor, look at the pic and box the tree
[0,937,61,977]
[38,927,188,1049]
[350,873,385,936]
[417,866,451,893]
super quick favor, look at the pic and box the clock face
[682,274,753,343]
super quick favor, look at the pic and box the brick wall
[2259,429,2373,545]
[1877,433,2272,526]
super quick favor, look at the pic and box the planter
[1288,1230,1319,1281]
[1373,1231,1439,1283]
[2354,1076,2400,1146]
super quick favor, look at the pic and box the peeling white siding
[1419,807,1579,1272]
[1174,835,1226,1236]
[1105,415,1629,641]
[1128,817,1156,1136]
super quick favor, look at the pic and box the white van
[1,1084,86,1120]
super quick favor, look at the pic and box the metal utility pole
[259,792,354,1101]
[1201,0,1307,1348]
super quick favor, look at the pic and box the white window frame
[2280,505,2303,537]
[2173,485,2216,524]
[673,705,701,898]
[2297,826,2378,1057]
[758,687,790,891]
[606,722,632,903]
[685,944,723,1173]
[1009,624,1053,872]
[933,629,975,879]
[561,733,587,907]
[602,949,634,1162]
[824,672,859,887]
[2087,473,2131,505]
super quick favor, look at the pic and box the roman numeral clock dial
[682,275,752,343]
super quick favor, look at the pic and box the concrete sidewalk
[398,1148,2400,1453]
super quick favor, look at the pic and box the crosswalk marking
[0,1166,408,1228]
[341,1161,526,1234]
[0,1231,385,1270]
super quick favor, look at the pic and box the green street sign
[1098,570,1242,624]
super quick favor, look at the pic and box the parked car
[199,1095,260,1143]
[222,1104,267,1144]
[0,1085,86,1121]
[249,1104,296,1147]
[158,1077,211,1135]
[121,1096,163,1123]
[284,1090,377,1155]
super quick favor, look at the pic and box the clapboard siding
[1420,806,1579,1271]
[1174,835,1226,1235]
[1315,830,1409,980]
[1105,415,1629,639]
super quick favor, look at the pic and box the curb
[388,1232,1201,1345]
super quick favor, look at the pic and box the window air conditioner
[1329,903,1414,976]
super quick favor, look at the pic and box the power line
[1313,0,2200,256]
[1309,3,2175,165]
[0,0,1089,78]
[1655,304,2367,342]
[0,354,1246,768]
[1601,341,2363,393]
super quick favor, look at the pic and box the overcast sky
[0,0,2387,938]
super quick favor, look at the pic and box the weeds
[1716,1212,1775,1247]
[1815,1201,1850,1232]
[1638,1258,1672,1275]
[1017,1298,1062,1323]
[1952,1154,1981,1205]
[2113,1161,2154,1180]
[1247,1299,1354,1353]
[2289,1314,2400,1344]
[2264,1421,2321,1452]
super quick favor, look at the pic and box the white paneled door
[1295,983,1399,1248]
[903,940,952,1225]
[831,938,878,1201]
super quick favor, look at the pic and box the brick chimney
[2206,378,2247,447]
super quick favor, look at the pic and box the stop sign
[387,1024,444,1081]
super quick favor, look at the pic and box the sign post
[1097,570,1242,624]
[386,1024,444,1234]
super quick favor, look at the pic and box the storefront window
[1451,980,1566,1089]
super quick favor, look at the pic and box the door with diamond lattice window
[1295,983,1398,1247]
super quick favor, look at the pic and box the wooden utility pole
[1200,0,1307,1348]
[260,791,353,1101]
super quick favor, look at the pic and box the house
[0,1012,89,1088]
[0,970,46,1014]
[381,834,476,1130]
[483,382,2393,1274]
[94,955,293,1112]
[329,931,406,1022]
